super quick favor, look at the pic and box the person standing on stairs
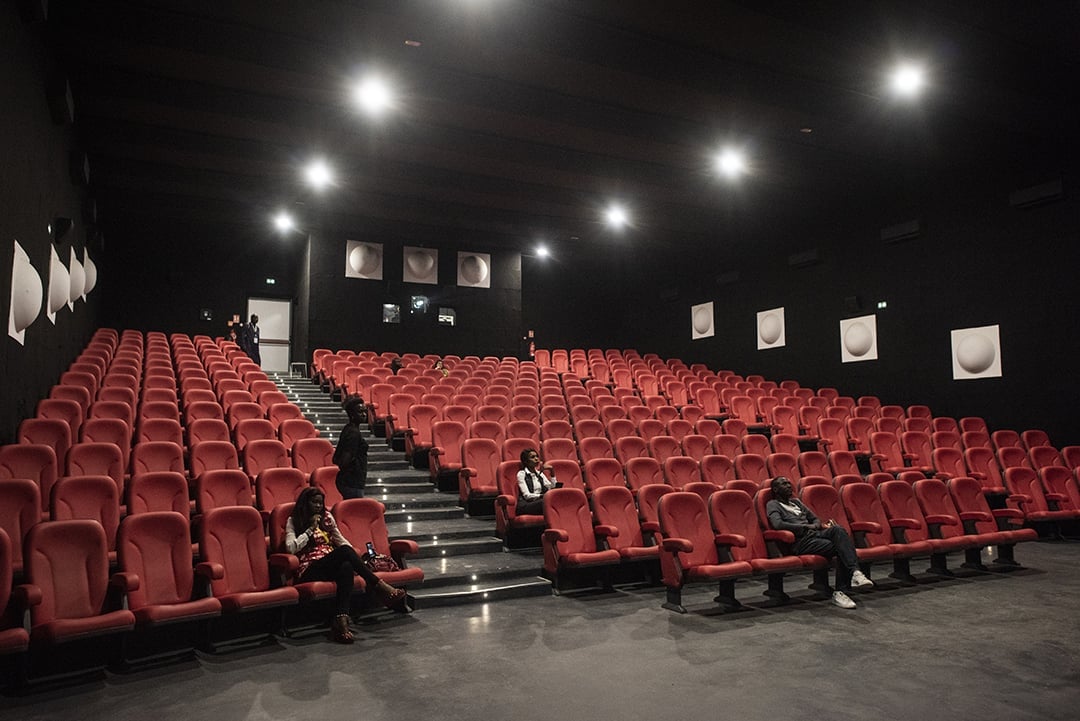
[334,397,369,499]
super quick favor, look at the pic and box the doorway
[247,297,292,372]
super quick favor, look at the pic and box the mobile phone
[365,541,376,557]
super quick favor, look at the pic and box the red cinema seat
[680,434,712,463]
[656,491,753,613]
[583,457,626,494]
[242,439,290,483]
[137,418,184,447]
[126,471,190,517]
[131,441,186,478]
[700,455,735,487]
[541,488,620,592]
[17,418,71,475]
[189,440,240,481]
[839,482,931,583]
[0,478,41,573]
[459,438,501,512]
[254,467,308,515]
[912,478,999,571]
[591,485,659,565]
[878,480,975,575]
[733,454,768,486]
[334,499,423,587]
[429,421,467,492]
[947,476,1038,566]
[19,520,135,651]
[37,398,84,439]
[800,483,893,574]
[963,447,1008,495]
[1021,429,1051,451]
[494,460,546,546]
[66,442,126,497]
[235,419,276,451]
[188,418,232,449]
[195,506,298,633]
[624,457,664,496]
[278,419,318,450]
[0,443,58,517]
[291,438,335,475]
[116,512,222,633]
[79,418,133,471]
[663,456,701,489]
[0,528,29,655]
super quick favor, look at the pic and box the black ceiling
[44,0,1080,253]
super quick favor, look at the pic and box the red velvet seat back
[119,511,197,608]
[199,505,271,595]
[584,457,625,492]
[255,468,307,512]
[197,469,253,513]
[132,441,185,476]
[188,419,232,448]
[947,477,1002,535]
[592,486,645,550]
[543,488,599,555]
[235,419,276,451]
[800,483,851,533]
[734,454,768,484]
[879,481,932,543]
[931,447,967,479]
[244,439,289,479]
[191,440,240,477]
[0,443,58,510]
[659,492,720,568]
[664,456,700,489]
[0,478,40,569]
[25,520,111,624]
[127,471,189,516]
[291,438,334,475]
[913,479,966,540]
[839,482,895,548]
[708,489,769,562]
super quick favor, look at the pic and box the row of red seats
[0,495,422,675]
[538,476,1040,607]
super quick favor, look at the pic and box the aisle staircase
[271,372,552,607]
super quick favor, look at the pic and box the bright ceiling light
[353,76,392,116]
[605,204,629,229]
[304,159,334,190]
[890,63,926,98]
[535,244,549,258]
[273,211,295,233]
[715,148,746,178]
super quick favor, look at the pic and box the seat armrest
[13,584,42,608]
[661,537,693,554]
[1007,493,1031,504]
[991,508,1024,519]
[889,517,921,529]
[850,521,882,533]
[594,524,619,538]
[969,471,987,480]
[714,533,747,548]
[763,529,795,544]
[495,494,514,510]
[195,561,225,581]
[1045,492,1066,502]
[110,572,140,592]
[269,553,298,575]
[924,514,958,526]
[542,529,569,543]
[959,511,993,523]
[641,521,660,533]
[459,466,476,479]
[429,446,443,457]
[389,539,419,557]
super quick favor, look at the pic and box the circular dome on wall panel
[457,251,491,288]
[9,240,43,344]
[68,247,85,309]
[82,249,98,297]
[345,240,383,280]
[403,246,438,284]
[951,325,1002,380]
[47,245,70,321]
[691,301,714,339]
[839,314,878,363]
[756,307,785,349]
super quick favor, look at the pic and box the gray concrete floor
[7,541,1080,721]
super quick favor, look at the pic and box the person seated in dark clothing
[285,488,412,643]
[765,476,872,609]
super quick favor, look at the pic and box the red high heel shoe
[381,587,414,613]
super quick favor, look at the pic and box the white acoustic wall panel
[345,240,383,280]
[457,252,491,288]
[840,314,878,363]
[951,325,1002,380]
[691,302,714,339]
[757,307,785,349]
[403,246,438,284]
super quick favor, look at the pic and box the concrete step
[410,578,552,608]
[413,536,506,558]
[384,506,466,523]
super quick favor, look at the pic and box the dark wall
[526,168,1080,446]
[0,9,99,443]
[306,233,523,359]
[101,217,305,343]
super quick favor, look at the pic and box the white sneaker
[851,570,874,588]
[832,591,857,609]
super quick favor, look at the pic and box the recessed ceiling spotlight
[353,75,392,116]
[535,244,549,258]
[715,148,746,178]
[273,211,295,233]
[799,127,813,134]
[303,159,334,190]
[889,62,926,98]
[605,204,629,229]
[404,39,422,47]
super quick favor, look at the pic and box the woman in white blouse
[516,448,558,515]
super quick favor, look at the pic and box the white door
[247,298,291,372]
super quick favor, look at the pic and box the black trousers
[794,526,859,593]
[517,497,544,516]
[299,546,381,614]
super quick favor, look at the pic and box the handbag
[364,551,400,573]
